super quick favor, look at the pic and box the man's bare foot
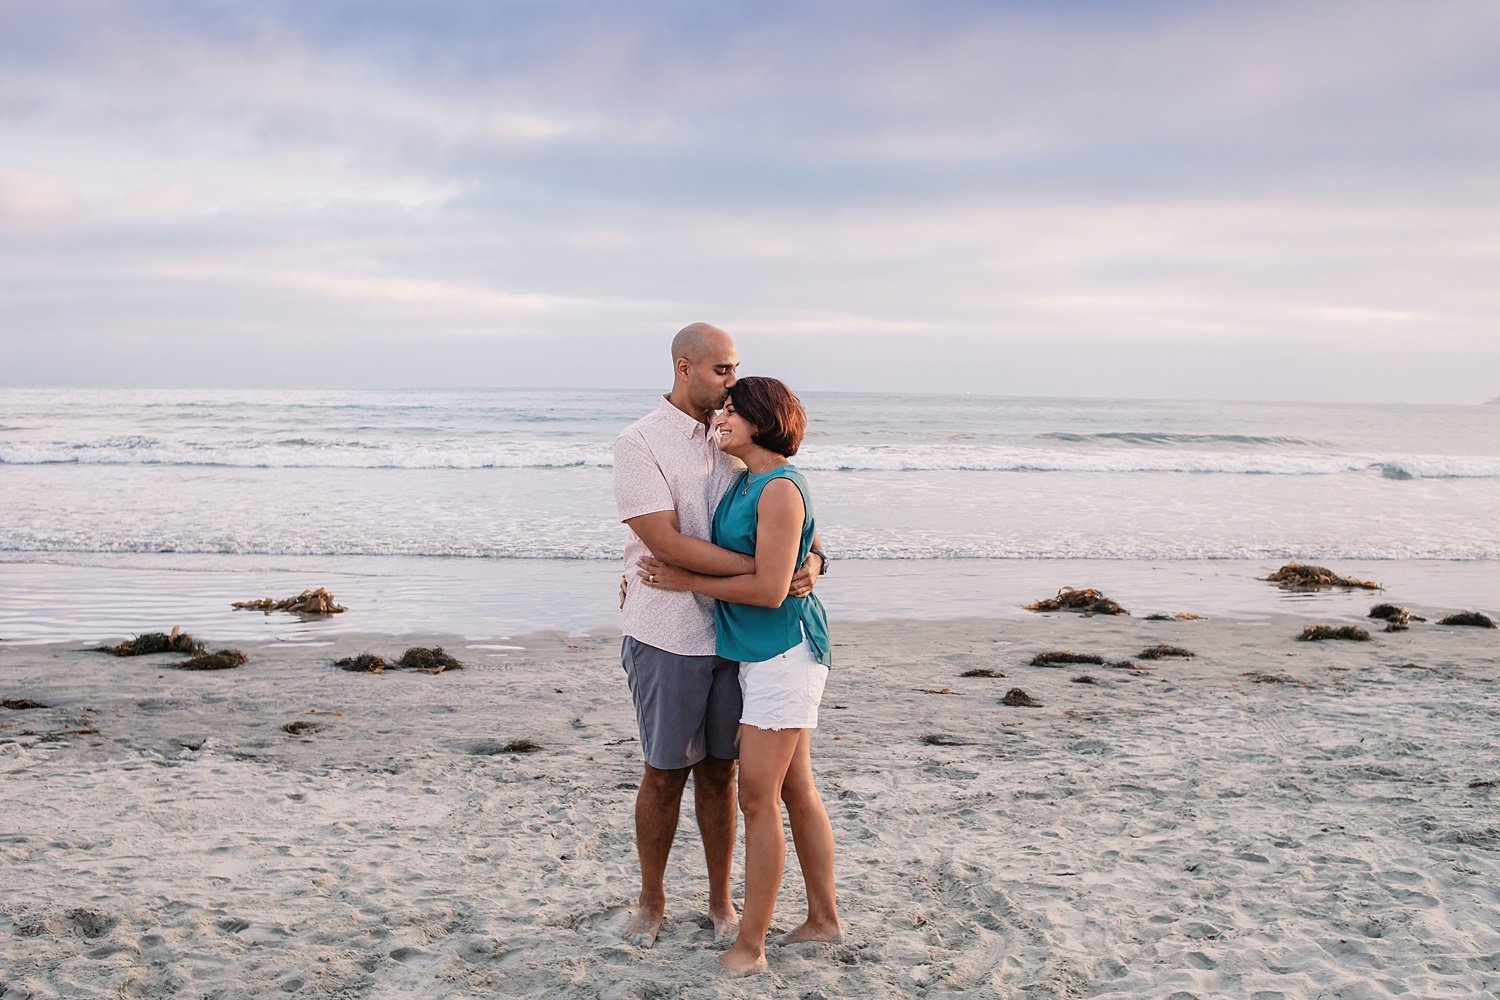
[771,919,844,946]
[713,946,768,977]
[623,904,664,947]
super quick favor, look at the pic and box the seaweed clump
[1264,564,1381,591]
[175,649,247,670]
[918,733,972,747]
[395,647,463,673]
[334,647,463,674]
[1437,611,1496,629]
[1145,612,1205,622]
[1025,587,1129,616]
[1030,651,1104,667]
[335,653,390,673]
[2,698,48,710]
[1369,603,1425,623]
[466,738,543,755]
[233,587,345,614]
[1298,625,1372,642]
[959,668,1006,678]
[1138,644,1195,660]
[1243,671,1306,685]
[96,628,201,656]
[1370,604,1406,629]
[1368,604,1417,632]
[1001,688,1043,707]
[282,720,328,736]
[1108,660,1147,672]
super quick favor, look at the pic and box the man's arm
[614,431,752,577]
[625,510,755,577]
[639,480,804,607]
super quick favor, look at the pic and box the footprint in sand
[66,908,118,939]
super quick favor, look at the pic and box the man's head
[670,322,739,414]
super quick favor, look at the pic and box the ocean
[3,387,1498,642]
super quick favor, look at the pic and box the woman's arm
[624,509,756,577]
[638,478,804,608]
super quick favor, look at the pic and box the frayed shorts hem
[738,637,828,732]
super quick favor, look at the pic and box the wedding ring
[649,573,657,583]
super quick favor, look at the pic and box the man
[613,322,823,946]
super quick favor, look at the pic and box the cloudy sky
[3,0,1498,402]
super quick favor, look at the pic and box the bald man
[613,322,824,946]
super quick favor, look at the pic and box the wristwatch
[810,546,829,576]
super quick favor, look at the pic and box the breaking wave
[4,440,1498,479]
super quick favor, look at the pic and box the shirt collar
[657,394,714,439]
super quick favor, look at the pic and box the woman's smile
[715,408,751,452]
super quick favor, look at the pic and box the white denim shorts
[738,637,829,731]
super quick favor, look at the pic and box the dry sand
[2,612,1498,998]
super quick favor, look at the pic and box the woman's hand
[637,555,693,592]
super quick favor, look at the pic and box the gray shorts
[621,637,742,770]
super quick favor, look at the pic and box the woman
[638,376,842,976]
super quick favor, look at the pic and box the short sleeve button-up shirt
[614,396,743,655]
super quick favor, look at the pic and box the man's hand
[788,551,823,599]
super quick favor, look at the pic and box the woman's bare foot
[771,919,844,946]
[715,942,769,976]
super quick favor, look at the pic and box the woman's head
[722,376,806,457]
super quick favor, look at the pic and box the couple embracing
[613,322,842,976]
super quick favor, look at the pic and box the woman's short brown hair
[728,376,806,457]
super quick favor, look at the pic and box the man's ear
[675,357,691,380]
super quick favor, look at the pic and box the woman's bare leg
[718,724,801,974]
[779,729,843,942]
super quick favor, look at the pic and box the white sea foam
[5,388,1498,569]
[4,439,1498,479]
[0,440,618,469]
[796,446,1500,479]
[4,534,1496,562]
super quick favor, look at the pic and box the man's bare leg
[692,755,740,938]
[627,763,690,946]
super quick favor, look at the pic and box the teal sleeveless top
[711,466,831,667]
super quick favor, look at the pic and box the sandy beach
[2,608,1498,999]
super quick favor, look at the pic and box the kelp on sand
[1138,644,1195,660]
[1437,611,1496,628]
[335,653,390,673]
[1001,688,1044,707]
[335,647,463,674]
[233,588,345,615]
[1030,651,1104,667]
[1025,587,1129,616]
[175,649,247,671]
[97,627,201,656]
[1298,625,1372,642]
[1264,564,1381,591]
